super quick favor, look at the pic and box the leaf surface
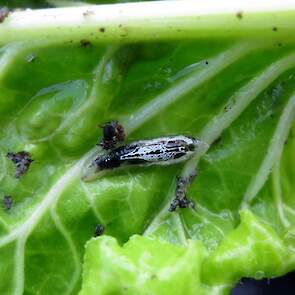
[0,1,295,294]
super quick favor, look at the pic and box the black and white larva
[82,135,207,181]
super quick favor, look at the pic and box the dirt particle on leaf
[83,10,94,17]
[99,27,105,33]
[0,7,9,23]
[236,11,243,19]
[205,60,209,65]
[26,54,37,63]
[99,120,125,150]
[224,105,232,112]
[2,195,13,210]
[80,39,92,48]
[7,151,33,178]
[169,176,196,212]
[94,224,104,237]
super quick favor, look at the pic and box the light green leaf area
[0,10,295,295]
[80,211,294,295]
[80,235,206,295]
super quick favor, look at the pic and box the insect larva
[82,135,207,181]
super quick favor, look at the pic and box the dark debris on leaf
[224,105,232,112]
[99,120,125,150]
[7,151,33,178]
[2,195,13,211]
[26,54,37,63]
[94,224,105,237]
[236,11,243,19]
[80,39,92,48]
[169,176,196,212]
[169,196,195,212]
[83,10,94,17]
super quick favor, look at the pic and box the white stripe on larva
[120,136,197,163]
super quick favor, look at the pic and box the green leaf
[79,211,295,295]
[80,235,207,295]
[0,1,295,295]
[202,211,295,285]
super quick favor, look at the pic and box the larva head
[81,153,121,181]
[178,136,208,153]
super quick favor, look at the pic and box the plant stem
[0,0,295,45]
